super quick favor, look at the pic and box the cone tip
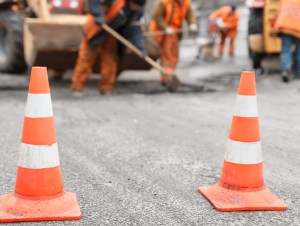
[31,66,47,75]
[32,66,47,70]
[241,70,255,76]
[28,67,50,94]
[238,70,256,96]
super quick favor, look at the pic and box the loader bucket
[24,15,86,71]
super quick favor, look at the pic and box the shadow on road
[1,71,283,95]
[0,78,217,95]
[47,79,218,95]
[0,87,28,91]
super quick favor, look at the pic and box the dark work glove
[95,15,105,25]
[116,9,127,26]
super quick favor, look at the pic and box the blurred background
[0,0,277,83]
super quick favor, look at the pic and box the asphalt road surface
[0,43,299,225]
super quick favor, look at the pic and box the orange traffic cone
[198,71,288,212]
[0,67,81,222]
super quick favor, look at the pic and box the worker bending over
[209,5,240,57]
[149,0,198,85]
[71,0,146,95]
[274,0,300,82]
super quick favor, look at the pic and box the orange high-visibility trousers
[71,36,118,92]
[160,34,179,83]
[219,30,235,57]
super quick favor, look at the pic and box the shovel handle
[143,28,186,37]
[102,23,167,74]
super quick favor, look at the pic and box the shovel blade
[167,75,181,92]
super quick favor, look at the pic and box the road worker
[149,0,198,86]
[71,0,146,95]
[118,0,146,56]
[273,0,300,82]
[209,5,240,57]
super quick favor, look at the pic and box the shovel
[102,23,180,92]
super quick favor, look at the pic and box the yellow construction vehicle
[247,0,281,72]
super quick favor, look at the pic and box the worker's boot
[254,67,264,76]
[99,82,114,95]
[71,83,84,97]
[281,70,291,83]
[161,74,169,86]
[167,75,180,92]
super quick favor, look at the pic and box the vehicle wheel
[0,10,27,73]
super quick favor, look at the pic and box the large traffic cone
[0,67,81,222]
[198,71,288,212]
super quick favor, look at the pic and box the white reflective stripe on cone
[234,95,258,117]
[224,139,262,164]
[25,93,53,118]
[18,143,60,169]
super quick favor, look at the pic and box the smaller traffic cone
[0,67,81,222]
[198,71,288,212]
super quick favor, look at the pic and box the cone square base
[0,191,81,223]
[198,183,288,212]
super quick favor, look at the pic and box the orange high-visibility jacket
[209,6,240,39]
[149,0,192,43]
[83,0,125,41]
[274,0,300,39]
